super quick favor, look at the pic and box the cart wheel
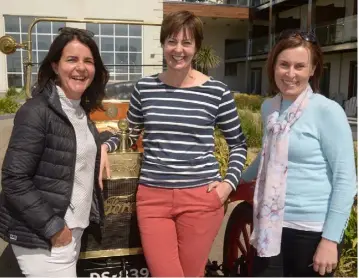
[222,201,254,277]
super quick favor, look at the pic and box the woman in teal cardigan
[242,30,357,277]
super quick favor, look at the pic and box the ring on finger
[326,267,333,273]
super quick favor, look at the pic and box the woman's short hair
[37,27,109,113]
[267,29,323,94]
[160,10,204,51]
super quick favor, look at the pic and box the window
[348,61,357,99]
[225,39,246,59]
[319,63,330,97]
[225,62,237,76]
[250,68,262,95]
[86,23,143,82]
[4,15,65,88]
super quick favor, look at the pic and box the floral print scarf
[250,85,313,257]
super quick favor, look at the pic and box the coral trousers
[136,184,224,277]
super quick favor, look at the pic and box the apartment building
[223,0,357,103]
[0,0,357,104]
[0,0,164,93]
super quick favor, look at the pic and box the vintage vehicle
[0,17,256,277]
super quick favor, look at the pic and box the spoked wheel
[222,201,254,277]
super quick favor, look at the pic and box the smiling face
[52,39,95,100]
[274,46,316,100]
[163,28,196,72]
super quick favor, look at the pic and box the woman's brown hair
[37,27,109,114]
[160,10,204,51]
[267,30,323,94]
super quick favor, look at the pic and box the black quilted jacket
[0,81,104,250]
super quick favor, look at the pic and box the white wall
[224,60,268,94]
[202,18,248,82]
[224,62,246,92]
[0,0,163,93]
[323,51,356,99]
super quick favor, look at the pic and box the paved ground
[209,201,241,264]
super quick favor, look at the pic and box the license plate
[77,255,150,277]
[89,267,150,277]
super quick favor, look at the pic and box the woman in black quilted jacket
[0,27,109,277]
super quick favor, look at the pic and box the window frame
[4,15,65,88]
[86,23,143,82]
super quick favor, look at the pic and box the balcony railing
[250,0,270,7]
[164,0,249,6]
[225,40,247,59]
[251,36,270,56]
[315,16,357,46]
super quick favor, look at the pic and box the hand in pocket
[51,225,72,247]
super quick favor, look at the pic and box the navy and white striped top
[105,75,247,190]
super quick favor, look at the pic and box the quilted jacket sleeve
[1,101,65,239]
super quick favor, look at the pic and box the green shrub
[237,109,262,148]
[0,97,21,115]
[214,108,262,178]
[336,141,357,277]
[336,202,357,277]
[214,129,229,178]
[5,87,19,98]
[233,92,266,112]
[5,86,26,100]
[354,141,357,169]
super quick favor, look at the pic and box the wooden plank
[163,2,249,19]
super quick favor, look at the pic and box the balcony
[225,40,247,59]
[164,0,249,6]
[251,0,309,17]
[251,36,270,56]
[315,16,357,47]
[164,0,250,19]
[250,0,269,7]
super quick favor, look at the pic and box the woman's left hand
[207,181,233,205]
[312,238,338,275]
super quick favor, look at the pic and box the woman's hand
[312,238,338,275]
[99,144,111,190]
[207,181,233,204]
[51,225,72,247]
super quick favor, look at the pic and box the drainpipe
[307,0,312,31]
[338,53,343,98]
[245,21,253,93]
[269,0,273,49]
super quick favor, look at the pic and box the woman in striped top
[103,10,247,277]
